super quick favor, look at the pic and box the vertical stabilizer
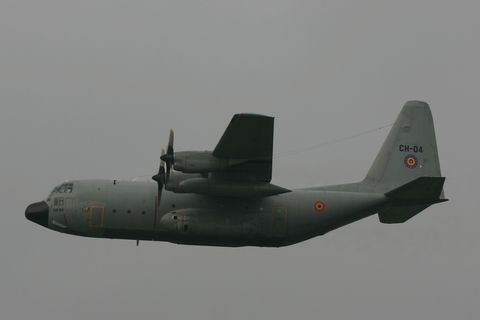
[363,101,443,192]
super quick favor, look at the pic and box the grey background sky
[1,1,479,319]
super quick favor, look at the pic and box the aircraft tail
[361,100,447,223]
[363,100,443,190]
[314,101,447,223]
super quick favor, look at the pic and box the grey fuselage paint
[44,179,387,247]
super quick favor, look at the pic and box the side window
[54,197,64,206]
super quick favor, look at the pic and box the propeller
[152,129,174,206]
[152,148,166,205]
[160,129,174,184]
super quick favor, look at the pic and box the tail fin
[362,101,447,223]
[363,101,443,193]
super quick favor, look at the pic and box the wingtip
[233,113,272,118]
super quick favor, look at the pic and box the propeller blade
[167,128,174,155]
[152,148,166,186]
[159,148,166,185]
[160,129,174,183]
[152,148,166,206]
[163,151,172,184]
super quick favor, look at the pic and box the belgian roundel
[404,154,418,169]
[314,201,325,212]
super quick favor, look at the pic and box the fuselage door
[89,206,104,227]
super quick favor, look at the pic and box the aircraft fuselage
[29,179,387,247]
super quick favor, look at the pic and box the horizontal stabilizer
[378,205,431,224]
[379,177,448,223]
[385,176,447,203]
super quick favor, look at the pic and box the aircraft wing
[162,113,289,197]
[212,113,274,182]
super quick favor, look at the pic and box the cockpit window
[51,183,73,194]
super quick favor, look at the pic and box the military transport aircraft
[25,101,447,247]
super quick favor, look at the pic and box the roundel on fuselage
[314,201,325,212]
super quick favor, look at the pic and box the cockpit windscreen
[51,183,73,194]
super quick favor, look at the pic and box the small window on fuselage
[53,197,65,206]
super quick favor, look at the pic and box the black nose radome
[25,201,49,227]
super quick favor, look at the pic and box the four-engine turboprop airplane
[25,101,447,247]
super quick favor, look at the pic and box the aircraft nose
[25,201,49,227]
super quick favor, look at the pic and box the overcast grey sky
[1,1,479,319]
